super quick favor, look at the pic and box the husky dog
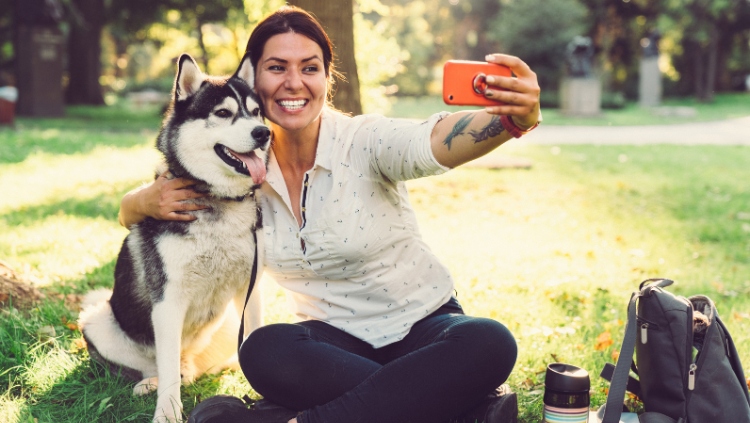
[78,53,270,423]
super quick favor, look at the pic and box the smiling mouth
[277,99,308,111]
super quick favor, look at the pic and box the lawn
[388,92,750,126]
[1,100,750,422]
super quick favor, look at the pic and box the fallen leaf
[611,350,620,362]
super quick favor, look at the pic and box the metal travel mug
[543,363,590,423]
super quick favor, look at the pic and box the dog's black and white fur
[78,53,269,422]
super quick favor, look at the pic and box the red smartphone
[443,60,511,106]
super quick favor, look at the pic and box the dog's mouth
[214,144,266,185]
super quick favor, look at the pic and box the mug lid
[545,363,590,392]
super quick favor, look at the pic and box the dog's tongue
[235,151,266,185]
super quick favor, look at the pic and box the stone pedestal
[15,26,65,117]
[639,57,662,108]
[560,78,601,116]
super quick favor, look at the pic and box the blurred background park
[1,0,750,119]
[1,1,750,422]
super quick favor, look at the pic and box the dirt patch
[0,260,44,310]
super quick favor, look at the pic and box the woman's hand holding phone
[443,54,541,131]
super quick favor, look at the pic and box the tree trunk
[65,0,104,105]
[196,17,210,74]
[288,0,362,115]
[703,26,719,102]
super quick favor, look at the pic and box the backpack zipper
[636,316,659,344]
[688,363,697,390]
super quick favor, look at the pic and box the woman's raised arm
[430,54,541,169]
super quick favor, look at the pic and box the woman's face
[255,32,327,137]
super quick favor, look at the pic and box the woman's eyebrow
[263,55,322,64]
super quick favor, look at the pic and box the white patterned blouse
[259,107,455,348]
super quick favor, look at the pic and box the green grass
[389,92,750,126]
[1,102,750,422]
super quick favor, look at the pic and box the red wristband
[500,115,539,138]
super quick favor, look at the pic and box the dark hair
[246,6,339,100]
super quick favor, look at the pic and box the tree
[490,0,587,92]
[288,0,363,115]
[66,0,105,105]
[663,0,750,100]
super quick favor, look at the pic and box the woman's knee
[454,317,518,383]
[239,323,307,388]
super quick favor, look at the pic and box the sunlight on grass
[0,144,161,286]
[0,397,24,423]
[0,145,160,214]
[22,346,82,395]
[0,216,124,286]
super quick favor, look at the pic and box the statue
[641,30,660,58]
[565,36,594,78]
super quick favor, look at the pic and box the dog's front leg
[151,297,187,423]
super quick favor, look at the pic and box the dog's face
[158,53,271,198]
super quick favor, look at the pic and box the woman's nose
[284,71,303,90]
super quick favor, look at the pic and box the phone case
[443,60,511,106]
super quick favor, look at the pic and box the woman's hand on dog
[482,53,541,130]
[119,171,207,228]
[149,171,208,219]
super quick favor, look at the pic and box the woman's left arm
[431,54,541,169]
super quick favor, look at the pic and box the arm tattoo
[442,114,474,150]
[469,115,505,144]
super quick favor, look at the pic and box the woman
[121,6,541,423]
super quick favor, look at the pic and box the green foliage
[490,0,588,91]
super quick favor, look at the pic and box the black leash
[237,230,259,352]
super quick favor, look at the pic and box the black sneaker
[188,395,298,423]
[455,384,518,423]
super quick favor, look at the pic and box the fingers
[144,173,208,221]
[482,53,541,128]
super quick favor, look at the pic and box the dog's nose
[252,126,271,142]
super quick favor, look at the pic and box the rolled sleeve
[348,112,451,182]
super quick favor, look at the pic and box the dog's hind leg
[190,302,242,376]
[78,297,158,382]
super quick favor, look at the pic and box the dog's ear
[235,52,255,91]
[175,54,205,102]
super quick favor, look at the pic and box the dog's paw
[133,376,159,396]
[180,358,197,384]
[153,397,184,423]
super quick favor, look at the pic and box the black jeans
[239,298,517,423]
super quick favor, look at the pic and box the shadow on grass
[0,192,124,227]
[18,361,153,423]
[0,105,163,165]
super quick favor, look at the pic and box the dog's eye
[214,109,232,118]
[251,108,260,117]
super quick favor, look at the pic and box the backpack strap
[601,290,640,423]
[237,230,260,352]
[639,278,674,290]
[599,362,642,398]
[716,315,750,405]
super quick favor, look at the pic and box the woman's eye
[304,66,319,73]
[215,109,232,118]
[268,65,284,71]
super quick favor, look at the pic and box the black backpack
[599,278,750,423]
